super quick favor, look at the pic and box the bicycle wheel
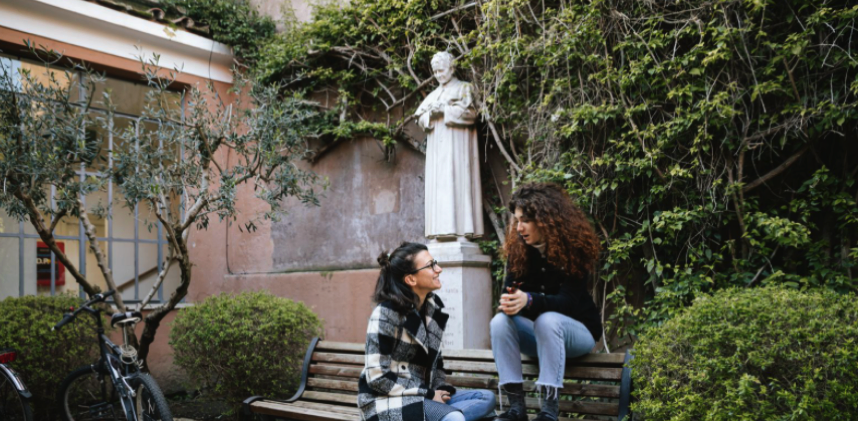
[0,367,32,421]
[59,365,126,421]
[129,373,172,421]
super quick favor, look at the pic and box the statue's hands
[431,101,445,114]
[498,290,527,315]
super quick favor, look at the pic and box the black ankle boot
[534,386,559,421]
[494,383,527,421]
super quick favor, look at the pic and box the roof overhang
[0,0,234,83]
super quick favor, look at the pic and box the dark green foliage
[0,295,99,420]
[161,0,275,60]
[248,0,858,337]
[630,286,858,420]
[169,291,324,415]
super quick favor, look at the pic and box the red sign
[37,241,65,286]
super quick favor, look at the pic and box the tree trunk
[137,232,192,371]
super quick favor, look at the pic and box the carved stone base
[428,240,493,350]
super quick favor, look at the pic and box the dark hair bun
[377,251,391,268]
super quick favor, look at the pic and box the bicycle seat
[110,311,142,328]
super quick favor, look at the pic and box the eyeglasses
[409,259,441,274]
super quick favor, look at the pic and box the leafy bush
[0,294,99,420]
[630,286,858,420]
[169,291,324,414]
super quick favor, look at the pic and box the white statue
[415,52,484,241]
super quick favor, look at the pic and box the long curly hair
[503,182,600,278]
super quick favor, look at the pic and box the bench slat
[308,378,359,392]
[517,396,620,416]
[288,400,360,414]
[250,401,361,421]
[446,376,621,399]
[303,390,359,406]
[440,348,536,362]
[312,353,365,365]
[296,391,618,416]
[316,341,365,353]
[444,360,623,381]
[312,350,624,367]
[312,354,622,381]
[442,349,625,366]
[308,376,621,399]
[317,342,624,366]
[309,364,363,378]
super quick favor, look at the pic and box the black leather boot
[493,383,527,421]
[532,386,560,421]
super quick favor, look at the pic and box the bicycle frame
[72,302,142,421]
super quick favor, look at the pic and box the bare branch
[483,197,506,245]
[12,189,95,295]
[742,144,810,193]
[79,198,127,312]
[386,77,435,111]
[137,252,176,310]
[486,119,523,173]
[49,208,68,233]
[430,2,477,21]
[180,168,209,232]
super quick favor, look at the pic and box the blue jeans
[490,312,595,388]
[431,389,497,421]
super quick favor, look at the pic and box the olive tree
[0,46,321,366]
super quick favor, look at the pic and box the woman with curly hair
[490,183,602,421]
[358,242,496,421]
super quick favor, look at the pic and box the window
[0,54,183,304]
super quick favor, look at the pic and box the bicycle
[0,348,33,421]
[53,290,173,421]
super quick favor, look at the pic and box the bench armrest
[242,337,322,420]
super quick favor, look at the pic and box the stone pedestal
[428,240,492,350]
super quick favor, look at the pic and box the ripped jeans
[490,312,596,392]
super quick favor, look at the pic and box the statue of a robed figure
[413,52,491,350]
[415,52,484,241]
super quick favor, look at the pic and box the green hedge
[0,294,99,420]
[630,286,858,420]
[169,291,324,415]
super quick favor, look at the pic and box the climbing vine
[202,0,858,340]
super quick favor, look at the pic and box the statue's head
[431,52,455,85]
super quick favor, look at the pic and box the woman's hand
[498,290,527,315]
[432,390,452,403]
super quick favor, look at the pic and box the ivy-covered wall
[192,0,858,341]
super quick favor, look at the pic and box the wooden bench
[243,338,633,421]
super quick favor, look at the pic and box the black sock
[503,383,526,414]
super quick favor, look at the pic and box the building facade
[1,0,444,388]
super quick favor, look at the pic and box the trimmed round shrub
[631,286,858,420]
[169,291,324,414]
[0,294,100,420]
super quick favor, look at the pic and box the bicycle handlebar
[52,290,116,331]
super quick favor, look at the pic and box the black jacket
[503,246,602,341]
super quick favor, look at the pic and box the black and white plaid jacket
[357,293,457,421]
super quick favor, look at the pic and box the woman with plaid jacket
[358,242,496,421]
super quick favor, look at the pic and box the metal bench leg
[618,349,634,421]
